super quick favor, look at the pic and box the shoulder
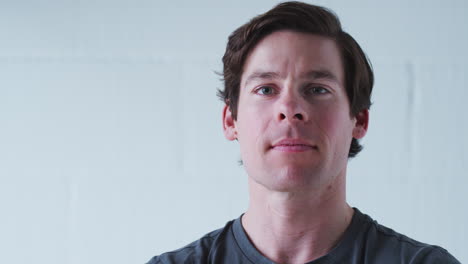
[146,220,234,264]
[357,210,460,264]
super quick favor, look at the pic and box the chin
[260,166,324,192]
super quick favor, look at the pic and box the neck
[242,171,353,264]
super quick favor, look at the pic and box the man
[147,2,460,263]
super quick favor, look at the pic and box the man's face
[223,31,368,193]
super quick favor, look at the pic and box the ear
[222,104,237,141]
[352,109,369,139]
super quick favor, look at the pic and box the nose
[276,93,308,123]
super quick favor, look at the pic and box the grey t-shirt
[147,208,460,264]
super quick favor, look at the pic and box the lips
[271,139,317,152]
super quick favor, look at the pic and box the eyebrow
[243,71,281,87]
[301,69,340,84]
[243,69,340,87]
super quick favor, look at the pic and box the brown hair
[218,1,374,158]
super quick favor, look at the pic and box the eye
[305,86,329,95]
[255,86,275,95]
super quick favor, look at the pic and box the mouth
[270,139,317,153]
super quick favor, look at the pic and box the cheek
[236,103,272,161]
[315,105,354,147]
[237,100,271,137]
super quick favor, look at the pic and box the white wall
[0,0,466,263]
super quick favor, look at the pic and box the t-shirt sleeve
[146,255,162,264]
[145,246,201,264]
[417,247,461,264]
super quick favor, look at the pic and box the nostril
[294,113,303,120]
[279,113,286,120]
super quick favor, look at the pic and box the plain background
[0,0,467,263]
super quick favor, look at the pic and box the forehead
[241,30,344,86]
